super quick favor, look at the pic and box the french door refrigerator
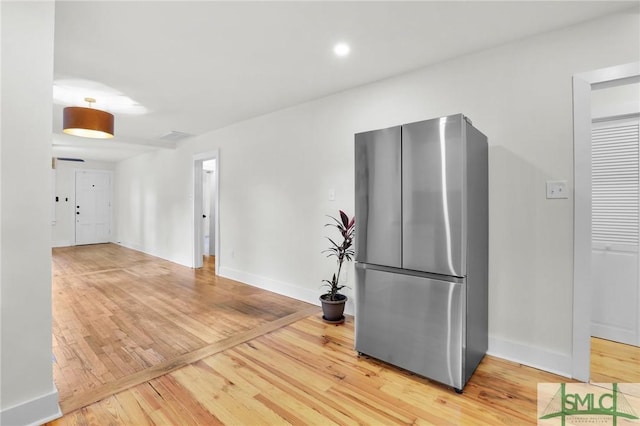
[354,114,488,392]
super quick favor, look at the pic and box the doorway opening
[591,113,639,347]
[193,150,220,273]
[202,159,216,257]
[573,62,640,382]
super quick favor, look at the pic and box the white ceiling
[52,1,638,162]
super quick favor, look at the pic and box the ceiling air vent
[158,131,193,142]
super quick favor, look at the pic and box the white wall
[52,160,115,247]
[115,148,195,264]
[0,2,62,425]
[115,11,640,376]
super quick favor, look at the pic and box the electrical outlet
[546,180,568,199]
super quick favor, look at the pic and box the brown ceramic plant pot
[320,294,347,324]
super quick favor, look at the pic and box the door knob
[203,215,207,218]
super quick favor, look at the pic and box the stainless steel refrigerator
[354,114,488,392]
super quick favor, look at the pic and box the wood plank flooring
[591,336,640,383]
[51,315,640,426]
[52,244,312,410]
[50,244,640,425]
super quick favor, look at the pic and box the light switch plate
[546,180,568,199]
[328,188,336,201]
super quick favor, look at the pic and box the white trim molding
[114,240,191,268]
[51,240,73,248]
[218,266,355,316]
[0,387,61,426]
[218,263,577,375]
[488,337,572,379]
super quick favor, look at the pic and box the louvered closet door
[591,118,640,346]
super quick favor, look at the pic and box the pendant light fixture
[63,97,114,139]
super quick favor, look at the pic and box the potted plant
[320,210,355,324]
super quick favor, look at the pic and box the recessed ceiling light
[334,42,350,57]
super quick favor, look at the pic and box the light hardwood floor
[49,244,640,425]
[591,336,640,383]
[51,244,312,412]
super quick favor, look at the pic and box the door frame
[572,61,639,381]
[193,149,220,272]
[74,169,113,246]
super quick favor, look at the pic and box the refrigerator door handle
[355,262,464,283]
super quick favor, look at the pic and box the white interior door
[591,117,640,346]
[75,170,112,245]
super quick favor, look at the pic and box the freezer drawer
[355,265,465,389]
[355,126,402,268]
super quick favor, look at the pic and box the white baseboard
[218,266,355,316]
[488,336,573,379]
[114,239,147,254]
[0,386,62,426]
[218,266,573,377]
[114,241,191,268]
[591,323,639,347]
[51,240,72,248]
